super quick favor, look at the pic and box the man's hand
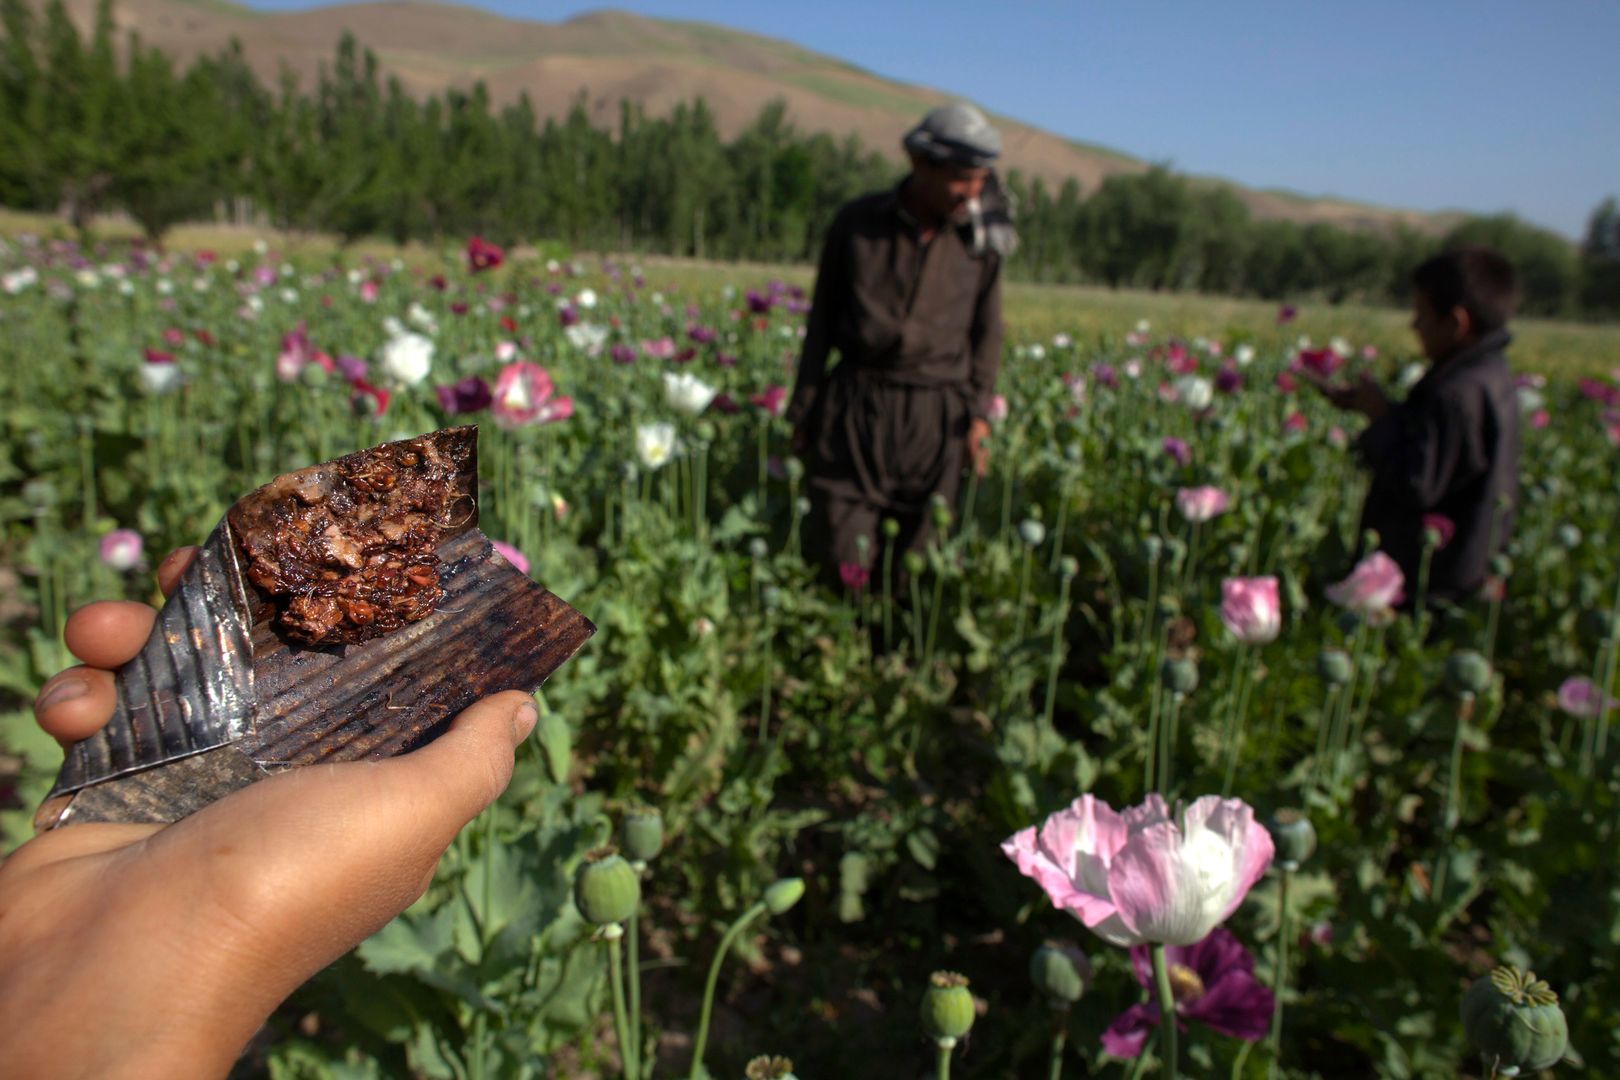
[1310,370,1391,421]
[968,417,992,477]
[1,548,536,1080]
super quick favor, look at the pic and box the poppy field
[2,231,1619,1079]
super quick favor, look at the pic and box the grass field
[5,207,1615,378]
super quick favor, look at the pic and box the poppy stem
[607,930,638,1080]
[936,1038,955,1080]
[1268,868,1293,1077]
[1048,1010,1067,1080]
[1151,944,1179,1080]
[689,901,768,1080]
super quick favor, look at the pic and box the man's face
[910,158,990,223]
[1410,290,1467,361]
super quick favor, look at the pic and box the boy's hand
[968,417,992,477]
[2,547,536,1080]
[1310,371,1390,420]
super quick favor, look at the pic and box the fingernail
[511,700,539,744]
[36,678,88,712]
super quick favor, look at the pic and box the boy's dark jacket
[1355,329,1520,603]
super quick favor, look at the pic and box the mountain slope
[64,0,1456,233]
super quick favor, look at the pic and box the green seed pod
[1445,651,1493,698]
[921,971,976,1041]
[1317,649,1354,686]
[748,537,769,559]
[1063,442,1082,464]
[619,808,664,864]
[694,420,716,443]
[299,362,328,388]
[1361,528,1381,551]
[1163,537,1187,567]
[784,457,805,482]
[1556,524,1583,550]
[1019,519,1046,547]
[1139,535,1164,563]
[882,517,901,539]
[1029,943,1091,1005]
[903,551,927,576]
[1461,966,1569,1074]
[794,496,811,517]
[1058,556,1079,579]
[855,533,870,556]
[760,584,783,611]
[1267,809,1317,870]
[574,850,641,926]
[764,877,805,916]
[930,494,953,531]
[1161,657,1199,695]
[1489,553,1513,579]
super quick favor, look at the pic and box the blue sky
[245,0,1620,238]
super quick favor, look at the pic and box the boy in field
[1316,246,1522,604]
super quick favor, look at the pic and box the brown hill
[65,0,1457,233]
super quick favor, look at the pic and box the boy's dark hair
[1411,247,1520,334]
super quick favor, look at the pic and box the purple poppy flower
[436,376,493,415]
[688,324,716,345]
[558,305,579,328]
[1091,363,1118,390]
[1276,304,1297,325]
[746,289,773,314]
[335,354,369,382]
[610,343,637,365]
[1214,363,1243,395]
[1162,437,1191,467]
[1100,928,1273,1059]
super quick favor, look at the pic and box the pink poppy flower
[1220,577,1281,645]
[490,539,529,575]
[1422,513,1455,550]
[1100,929,1273,1059]
[276,322,312,382]
[1530,409,1550,430]
[99,529,144,571]
[359,280,379,303]
[642,337,676,360]
[1166,344,1197,375]
[839,562,870,592]
[1283,411,1307,434]
[1175,486,1229,523]
[1578,377,1620,407]
[752,384,788,417]
[1001,793,1274,947]
[466,236,504,273]
[987,394,1009,424]
[1275,372,1299,394]
[1557,676,1615,719]
[1325,551,1405,614]
[490,361,572,428]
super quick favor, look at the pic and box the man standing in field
[788,102,1012,589]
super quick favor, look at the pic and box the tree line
[3,0,1617,319]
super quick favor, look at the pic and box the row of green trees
[3,0,1617,318]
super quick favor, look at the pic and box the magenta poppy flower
[1283,411,1307,434]
[1220,576,1281,645]
[746,289,773,314]
[1166,344,1197,375]
[558,305,579,328]
[1325,551,1405,614]
[1422,513,1455,550]
[752,384,788,417]
[688,324,716,345]
[1530,409,1550,430]
[1276,304,1297,324]
[1557,676,1616,719]
[466,236,504,273]
[1275,371,1299,393]
[1175,486,1229,523]
[491,361,572,429]
[1214,364,1242,394]
[1162,437,1191,468]
[1001,794,1274,947]
[350,380,391,418]
[99,529,144,571]
[490,539,529,575]
[712,392,741,415]
[435,376,493,415]
[276,322,312,382]
[610,343,637,365]
[1297,348,1342,378]
[1578,377,1620,407]
[335,354,368,382]
[1091,363,1119,390]
[1100,928,1274,1059]
[839,562,870,592]
[642,337,676,360]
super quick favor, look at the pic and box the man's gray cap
[903,103,1002,167]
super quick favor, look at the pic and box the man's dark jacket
[1356,329,1520,603]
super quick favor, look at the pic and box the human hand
[968,417,992,477]
[1,547,537,1080]
[1308,370,1390,420]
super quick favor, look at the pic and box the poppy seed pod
[1029,942,1091,1005]
[299,362,328,388]
[619,808,664,864]
[574,850,641,926]
[794,496,810,517]
[930,494,952,530]
[1556,524,1582,549]
[1445,651,1493,698]
[904,551,927,576]
[1059,555,1079,579]
[1019,519,1046,547]
[760,584,782,611]
[744,1056,798,1080]
[1461,966,1569,1074]
[1317,649,1354,686]
[748,537,769,559]
[921,971,976,1041]
[784,457,805,482]
[1267,809,1316,870]
[1489,553,1513,579]
[1161,657,1199,695]
[882,517,900,539]
[764,877,806,916]
[1139,535,1164,563]
[694,420,716,443]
